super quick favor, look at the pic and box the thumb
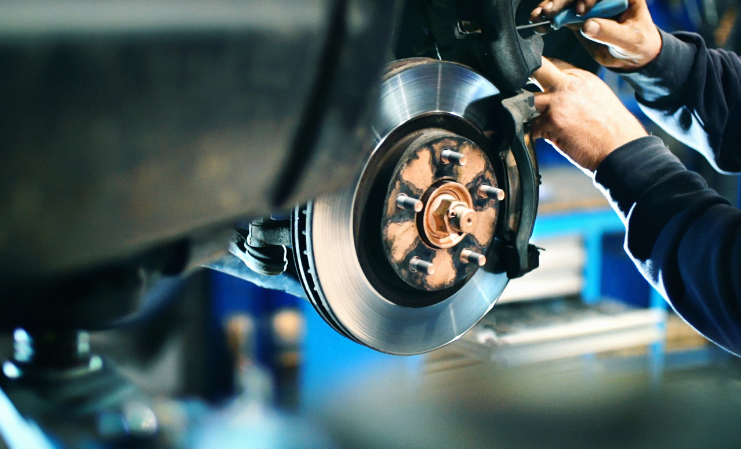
[580,18,641,53]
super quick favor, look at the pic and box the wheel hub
[380,129,503,292]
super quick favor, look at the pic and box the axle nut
[448,203,478,233]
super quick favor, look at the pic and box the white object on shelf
[428,299,666,370]
[499,236,585,303]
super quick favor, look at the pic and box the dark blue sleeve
[619,30,741,173]
[595,136,741,355]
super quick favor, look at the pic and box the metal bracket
[246,218,292,248]
[501,91,540,278]
[234,217,291,276]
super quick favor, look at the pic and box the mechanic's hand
[531,58,648,172]
[530,0,662,70]
[530,0,595,22]
[576,0,662,70]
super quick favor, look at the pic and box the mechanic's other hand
[531,58,648,172]
[529,0,661,70]
[574,0,662,70]
[530,0,596,23]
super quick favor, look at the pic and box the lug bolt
[440,149,467,166]
[396,194,424,212]
[461,249,487,266]
[478,185,505,201]
[409,257,435,274]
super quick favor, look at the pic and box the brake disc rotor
[293,59,537,354]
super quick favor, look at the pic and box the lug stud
[409,257,435,275]
[478,185,505,201]
[461,249,486,266]
[440,149,467,166]
[396,193,424,212]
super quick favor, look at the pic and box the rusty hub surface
[381,128,502,291]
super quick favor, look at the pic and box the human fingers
[533,91,551,113]
[530,0,575,22]
[530,4,544,21]
[531,58,565,91]
[625,0,651,18]
[529,106,551,140]
[548,58,578,72]
[575,0,598,16]
[571,29,620,66]
[541,0,576,17]
[530,1,548,22]
[582,17,661,65]
[581,18,642,52]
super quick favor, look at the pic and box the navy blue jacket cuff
[617,29,698,104]
[594,135,686,216]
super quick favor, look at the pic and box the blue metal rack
[533,189,669,386]
[533,208,625,303]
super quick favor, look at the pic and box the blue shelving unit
[533,208,625,304]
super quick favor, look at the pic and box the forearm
[618,31,741,173]
[618,30,697,104]
[595,136,741,355]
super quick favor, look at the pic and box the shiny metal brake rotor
[294,59,537,355]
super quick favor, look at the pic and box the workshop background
[3,0,741,448]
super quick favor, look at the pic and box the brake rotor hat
[297,60,525,354]
[381,129,500,292]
